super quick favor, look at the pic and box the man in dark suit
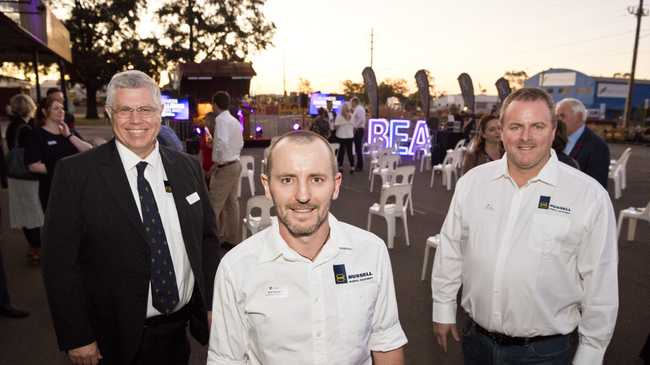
[42,70,220,365]
[556,98,610,188]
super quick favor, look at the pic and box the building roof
[592,76,650,85]
[177,60,256,79]
[0,9,72,64]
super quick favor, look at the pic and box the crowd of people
[0,68,646,365]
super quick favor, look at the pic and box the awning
[0,10,72,64]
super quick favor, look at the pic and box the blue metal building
[524,68,650,120]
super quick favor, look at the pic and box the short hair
[46,87,62,96]
[212,91,230,111]
[499,87,555,127]
[105,70,161,112]
[556,98,587,123]
[9,93,36,119]
[265,130,337,177]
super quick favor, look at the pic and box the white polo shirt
[212,110,243,164]
[432,150,618,365]
[208,214,407,365]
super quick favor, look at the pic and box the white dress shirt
[335,114,354,139]
[351,105,367,129]
[208,214,407,365]
[432,150,618,365]
[115,140,194,318]
[212,110,244,164]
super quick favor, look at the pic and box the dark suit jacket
[568,126,610,189]
[42,140,220,364]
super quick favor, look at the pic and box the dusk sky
[246,0,650,96]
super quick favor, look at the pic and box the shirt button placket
[310,265,327,365]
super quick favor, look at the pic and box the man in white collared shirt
[350,97,367,171]
[209,91,244,245]
[432,88,618,365]
[208,131,407,365]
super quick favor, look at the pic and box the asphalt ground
[0,126,648,364]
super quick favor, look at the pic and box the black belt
[217,160,238,168]
[472,319,565,346]
[144,304,190,328]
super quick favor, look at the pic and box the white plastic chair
[420,234,440,281]
[242,195,274,240]
[417,142,433,172]
[367,184,411,249]
[237,156,255,198]
[453,138,466,150]
[384,165,415,216]
[617,199,650,242]
[430,151,457,190]
[329,143,340,158]
[370,154,400,192]
[609,148,632,199]
[368,146,390,180]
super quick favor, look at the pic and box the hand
[68,342,102,365]
[433,322,460,353]
[58,122,72,138]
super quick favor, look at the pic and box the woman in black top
[25,97,92,210]
[6,94,44,262]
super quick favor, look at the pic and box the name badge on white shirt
[265,286,288,298]
[185,192,200,205]
[47,140,57,146]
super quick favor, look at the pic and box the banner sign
[367,118,431,156]
[494,77,511,102]
[414,69,431,120]
[362,67,379,118]
[457,73,475,112]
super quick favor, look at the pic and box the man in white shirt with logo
[209,91,244,245]
[432,88,618,365]
[350,97,367,171]
[208,130,407,365]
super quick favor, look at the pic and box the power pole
[370,28,374,69]
[622,0,648,128]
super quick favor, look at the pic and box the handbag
[6,124,36,180]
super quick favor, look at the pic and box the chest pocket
[530,212,573,256]
[335,280,378,341]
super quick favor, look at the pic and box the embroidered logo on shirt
[333,264,348,284]
[264,286,288,298]
[538,196,551,209]
[538,196,571,214]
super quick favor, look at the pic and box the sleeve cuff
[572,344,605,365]
[369,322,408,352]
[432,303,457,324]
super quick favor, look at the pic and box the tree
[378,78,409,105]
[503,70,528,91]
[297,78,312,94]
[152,0,276,65]
[341,80,364,100]
[51,0,161,118]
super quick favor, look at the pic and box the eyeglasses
[111,106,158,120]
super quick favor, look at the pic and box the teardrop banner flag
[362,67,379,118]
[457,72,475,113]
[415,69,431,120]
[495,77,512,102]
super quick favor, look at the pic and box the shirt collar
[257,213,352,264]
[115,139,162,171]
[567,124,586,145]
[490,149,559,187]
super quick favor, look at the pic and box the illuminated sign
[367,118,431,156]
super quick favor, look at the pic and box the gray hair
[556,98,587,123]
[265,130,338,177]
[105,70,161,112]
[9,93,36,119]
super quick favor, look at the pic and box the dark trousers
[132,310,191,365]
[353,128,365,169]
[462,320,571,365]
[337,138,354,169]
[0,250,10,308]
[22,227,41,248]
